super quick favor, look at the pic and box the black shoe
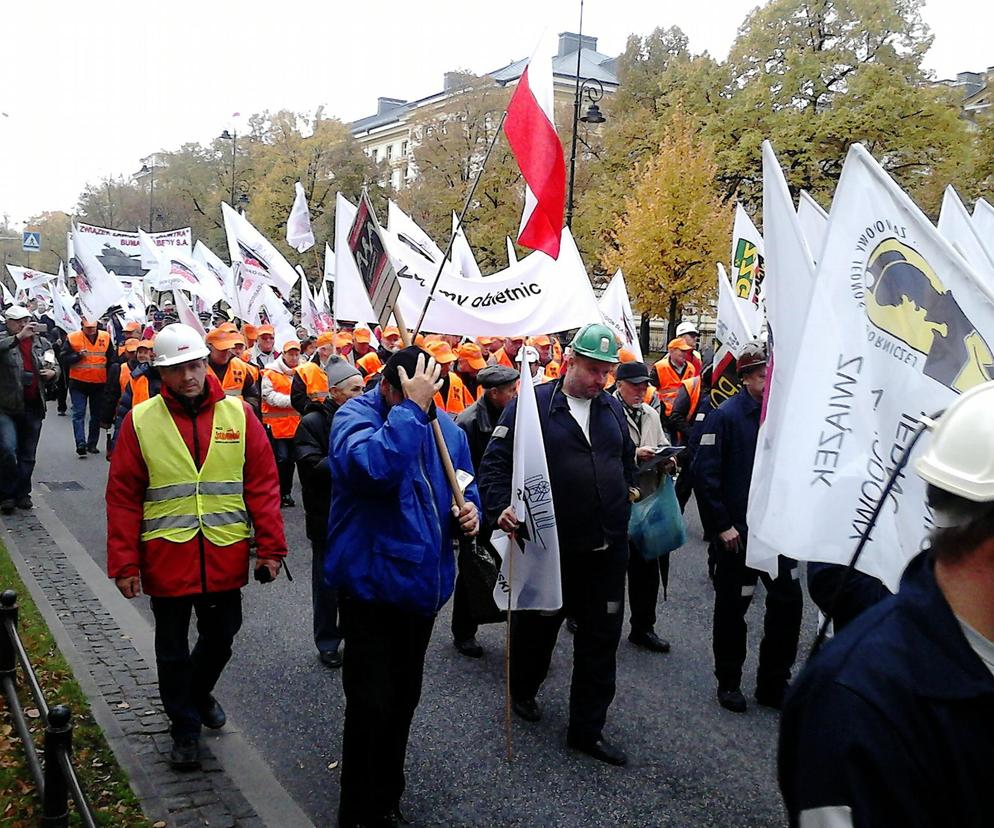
[511,697,541,722]
[628,630,671,653]
[717,687,748,713]
[169,736,201,770]
[565,617,578,634]
[454,637,483,658]
[76,444,87,457]
[197,696,226,730]
[319,649,343,669]
[1,500,15,515]
[280,494,295,508]
[15,496,32,510]
[754,686,787,711]
[566,734,628,766]
[87,445,100,454]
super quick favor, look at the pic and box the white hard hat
[515,345,540,363]
[152,323,210,367]
[676,321,699,337]
[916,382,994,503]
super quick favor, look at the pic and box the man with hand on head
[106,323,287,771]
[326,346,480,828]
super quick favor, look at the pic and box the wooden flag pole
[411,110,508,339]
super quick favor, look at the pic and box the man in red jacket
[106,324,287,770]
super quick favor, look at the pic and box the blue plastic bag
[628,476,686,560]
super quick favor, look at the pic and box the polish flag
[505,33,565,260]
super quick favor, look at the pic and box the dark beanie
[382,346,432,391]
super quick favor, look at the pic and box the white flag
[493,358,562,612]
[223,201,299,297]
[387,200,445,264]
[139,230,223,305]
[731,203,766,308]
[299,272,334,334]
[51,281,81,331]
[973,198,994,258]
[323,242,335,283]
[451,212,483,280]
[286,181,316,253]
[193,241,234,304]
[334,193,380,324]
[747,142,818,574]
[937,185,994,284]
[796,190,829,265]
[69,224,126,320]
[6,265,59,292]
[173,288,206,337]
[0,281,13,306]
[598,270,643,361]
[746,143,994,590]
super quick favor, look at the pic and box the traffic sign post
[22,232,41,253]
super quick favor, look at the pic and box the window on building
[391,169,402,190]
[386,144,393,160]
[401,140,409,156]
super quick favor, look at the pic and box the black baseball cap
[383,346,433,391]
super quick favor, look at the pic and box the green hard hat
[569,323,620,364]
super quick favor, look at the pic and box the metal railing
[0,589,97,828]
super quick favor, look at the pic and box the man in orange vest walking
[61,319,114,457]
[261,340,302,508]
[653,338,698,416]
[205,328,260,410]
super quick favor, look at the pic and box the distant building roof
[351,32,619,138]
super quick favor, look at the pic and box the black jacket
[102,359,137,426]
[478,380,636,551]
[780,551,994,827]
[290,371,310,416]
[113,363,163,437]
[455,394,502,472]
[691,387,759,535]
[293,397,340,540]
[0,331,58,417]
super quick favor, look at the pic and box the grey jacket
[0,331,59,417]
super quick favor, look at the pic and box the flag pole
[411,110,509,338]
[504,533,514,763]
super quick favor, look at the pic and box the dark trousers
[310,537,341,653]
[55,359,68,413]
[149,590,242,739]
[711,540,802,693]
[627,541,670,635]
[339,597,434,826]
[270,437,295,497]
[510,537,627,742]
[69,381,103,449]
[0,404,44,501]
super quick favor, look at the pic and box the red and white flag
[504,32,566,260]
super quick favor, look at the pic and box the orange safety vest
[653,357,697,415]
[356,352,383,379]
[544,360,561,380]
[262,369,300,439]
[644,385,657,405]
[296,361,329,403]
[492,347,514,368]
[119,363,133,393]
[130,374,151,406]
[433,372,469,415]
[682,375,702,422]
[219,358,251,397]
[68,330,111,383]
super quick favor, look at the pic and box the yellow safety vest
[132,395,250,546]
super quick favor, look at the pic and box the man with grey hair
[294,357,366,668]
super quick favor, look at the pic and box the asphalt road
[32,403,817,827]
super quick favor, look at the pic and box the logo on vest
[214,427,242,443]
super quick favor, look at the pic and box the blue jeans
[0,405,44,501]
[70,382,103,449]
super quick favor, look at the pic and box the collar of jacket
[159,371,225,416]
[890,550,994,700]
[549,379,612,413]
[269,356,294,375]
[304,397,339,418]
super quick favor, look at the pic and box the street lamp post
[219,129,237,206]
[140,163,155,230]
[565,0,607,230]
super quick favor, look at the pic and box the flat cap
[478,365,519,389]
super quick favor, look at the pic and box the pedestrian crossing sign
[22,231,41,252]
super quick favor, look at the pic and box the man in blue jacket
[326,346,480,828]
[693,343,802,713]
[779,382,994,828]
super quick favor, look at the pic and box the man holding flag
[479,322,636,766]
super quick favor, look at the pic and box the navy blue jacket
[691,387,760,535]
[779,551,994,827]
[478,380,636,551]
[325,387,480,617]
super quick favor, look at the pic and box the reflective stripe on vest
[262,369,300,439]
[296,361,329,402]
[132,395,249,546]
[68,330,110,383]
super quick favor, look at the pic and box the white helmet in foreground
[916,381,994,508]
[153,323,209,368]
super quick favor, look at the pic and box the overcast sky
[1,0,990,229]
